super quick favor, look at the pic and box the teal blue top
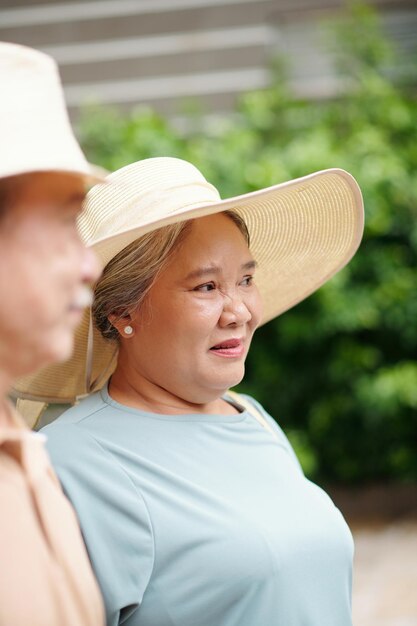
[42,385,353,626]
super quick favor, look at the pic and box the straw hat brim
[11,168,364,405]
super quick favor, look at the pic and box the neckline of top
[99,383,248,423]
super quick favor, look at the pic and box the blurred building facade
[0,0,416,120]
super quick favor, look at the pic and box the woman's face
[0,172,100,382]
[123,213,263,404]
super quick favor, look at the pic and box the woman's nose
[219,292,252,327]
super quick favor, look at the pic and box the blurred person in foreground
[0,42,104,625]
[14,157,364,626]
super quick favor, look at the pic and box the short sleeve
[239,394,304,474]
[42,423,155,626]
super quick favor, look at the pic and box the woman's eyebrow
[185,265,221,281]
[185,260,257,281]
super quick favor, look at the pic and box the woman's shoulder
[40,395,155,623]
[42,389,107,428]
[41,391,154,523]
[40,390,112,464]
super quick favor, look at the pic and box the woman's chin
[213,368,245,393]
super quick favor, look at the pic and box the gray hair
[92,210,250,342]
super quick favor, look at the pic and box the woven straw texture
[12,158,364,404]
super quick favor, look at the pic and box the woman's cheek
[192,295,225,324]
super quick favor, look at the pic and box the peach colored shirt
[0,404,104,626]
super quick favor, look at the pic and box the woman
[14,157,364,626]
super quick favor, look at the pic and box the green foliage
[78,3,417,484]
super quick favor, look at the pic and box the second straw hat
[12,157,364,404]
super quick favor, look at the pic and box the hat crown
[0,42,93,181]
[79,157,221,245]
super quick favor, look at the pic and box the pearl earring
[124,325,133,336]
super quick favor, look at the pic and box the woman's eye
[241,275,254,286]
[194,282,216,292]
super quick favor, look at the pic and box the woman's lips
[209,338,245,358]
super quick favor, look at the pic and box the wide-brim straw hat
[12,157,364,407]
[0,42,103,183]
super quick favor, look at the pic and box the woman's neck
[108,365,238,416]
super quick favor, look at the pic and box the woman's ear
[108,313,134,338]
